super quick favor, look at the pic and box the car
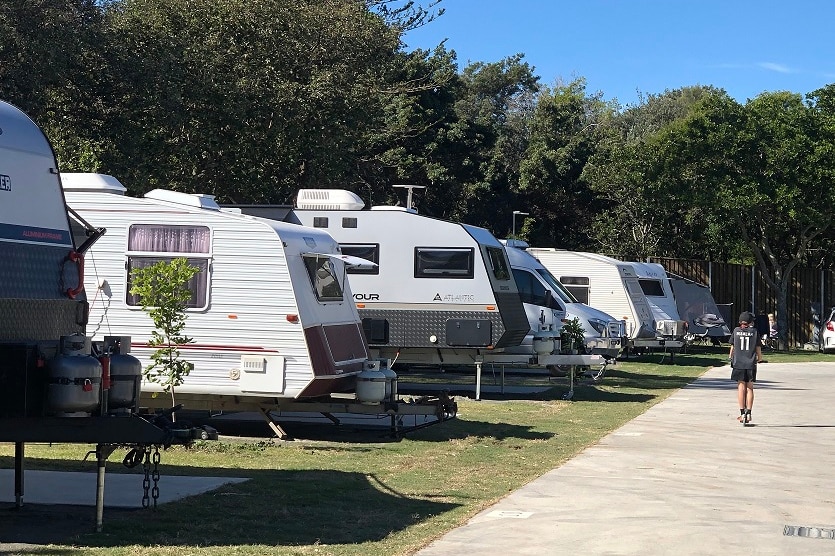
[821,307,835,353]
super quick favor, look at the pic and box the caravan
[60,173,453,418]
[668,274,731,343]
[235,189,605,383]
[526,249,686,351]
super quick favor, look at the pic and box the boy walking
[729,311,763,425]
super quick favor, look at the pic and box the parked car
[821,307,835,353]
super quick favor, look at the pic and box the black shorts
[731,367,757,383]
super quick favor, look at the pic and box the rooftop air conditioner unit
[296,189,365,211]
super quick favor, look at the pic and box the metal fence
[651,257,835,348]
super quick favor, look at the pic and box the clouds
[758,62,794,74]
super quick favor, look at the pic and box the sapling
[128,258,199,420]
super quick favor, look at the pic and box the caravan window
[414,247,474,279]
[486,247,511,281]
[536,268,579,303]
[559,276,590,305]
[638,279,665,297]
[125,224,211,309]
[302,254,344,301]
[340,243,379,275]
[512,269,562,309]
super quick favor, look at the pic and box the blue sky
[403,0,835,107]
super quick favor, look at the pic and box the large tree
[0,0,111,169]
[583,86,737,260]
[52,0,405,202]
[653,89,835,344]
[517,78,615,249]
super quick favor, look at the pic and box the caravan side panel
[64,191,352,400]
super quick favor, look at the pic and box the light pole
[512,210,529,238]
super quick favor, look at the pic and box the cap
[738,311,755,324]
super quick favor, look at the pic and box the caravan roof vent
[144,189,221,211]
[61,173,127,195]
[296,189,365,210]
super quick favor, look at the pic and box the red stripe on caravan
[130,343,278,353]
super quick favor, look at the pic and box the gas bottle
[104,336,142,413]
[46,334,102,416]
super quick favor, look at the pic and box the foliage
[3,0,835,278]
[518,78,615,249]
[128,258,199,403]
[560,316,586,352]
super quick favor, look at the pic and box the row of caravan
[1,95,724,431]
[64,175,723,413]
[61,175,618,415]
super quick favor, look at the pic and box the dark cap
[738,311,755,324]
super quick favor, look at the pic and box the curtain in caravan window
[128,225,210,253]
[126,225,211,309]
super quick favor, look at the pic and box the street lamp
[511,210,529,238]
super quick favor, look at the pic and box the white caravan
[61,173,384,411]
[503,242,623,360]
[629,261,689,340]
[526,249,686,351]
[238,189,604,380]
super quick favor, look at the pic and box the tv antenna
[392,184,426,211]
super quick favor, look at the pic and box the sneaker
[744,412,752,425]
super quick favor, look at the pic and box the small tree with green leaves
[560,317,587,354]
[129,258,199,418]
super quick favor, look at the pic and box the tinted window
[560,276,590,305]
[486,246,510,281]
[340,243,379,275]
[302,254,344,301]
[414,247,474,279]
[512,268,561,309]
[638,279,665,297]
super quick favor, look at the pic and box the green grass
[2,347,831,555]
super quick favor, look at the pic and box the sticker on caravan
[0,174,10,191]
[433,293,475,303]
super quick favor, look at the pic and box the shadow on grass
[0,461,459,549]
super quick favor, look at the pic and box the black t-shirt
[731,325,761,369]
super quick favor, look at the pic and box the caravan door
[619,266,657,338]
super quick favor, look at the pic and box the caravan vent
[60,173,127,195]
[296,189,365,210]
[144,189,221,211]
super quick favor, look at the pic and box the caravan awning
[307,253,378,270]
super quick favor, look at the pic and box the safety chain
[151,446,161,508]
[139,445,162,509]
[142,446,151,509]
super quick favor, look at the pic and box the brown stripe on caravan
[299,323,368,398]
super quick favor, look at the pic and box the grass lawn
[1,346,830,555]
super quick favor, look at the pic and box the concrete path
[0,469,247,508]
[416,362,835,556]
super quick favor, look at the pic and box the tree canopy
[3,0,835,328]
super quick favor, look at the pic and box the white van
[504,242,623,360]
